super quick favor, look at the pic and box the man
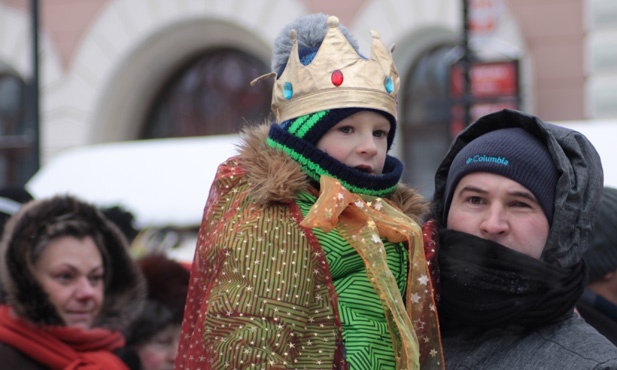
[428,109,617,369]
[577,186,617,345]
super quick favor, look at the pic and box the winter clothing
[267,110,405,197]
[443,127,558,224]
[177,13,443,369]
[176,124,442,369]
[263,13,403,198]
[576,186,617,346]
[584,186,617,283]
[0,305,127,369]
[0,195,145,369]
[121,254,189,370]
[0,185,33,230]
[577,290,617,345]
[0,186,33,304]
[430,109,617,369]
[125,253,189,347]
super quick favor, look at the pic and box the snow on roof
[26,135,241,228]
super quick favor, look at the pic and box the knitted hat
[583,187,617,282]
[265,13,403,197]
[443,127,559,224]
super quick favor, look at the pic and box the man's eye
[467,196,483,205]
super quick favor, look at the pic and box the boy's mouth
[355,165,373,174]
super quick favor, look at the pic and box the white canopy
[26,135,240,228]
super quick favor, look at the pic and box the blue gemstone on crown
[385,76,394,93]
[284,82,293,99]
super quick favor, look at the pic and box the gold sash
[300,176,444,369]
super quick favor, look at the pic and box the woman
[0,195,145,369]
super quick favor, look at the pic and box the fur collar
[238,123,428,223]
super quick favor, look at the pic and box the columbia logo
[466,155,509,165]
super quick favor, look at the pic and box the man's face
[447,172,550,259]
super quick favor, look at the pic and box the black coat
[577,290,617,346]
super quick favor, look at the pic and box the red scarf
[0,305,129,370]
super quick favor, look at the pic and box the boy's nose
[357,135,378,155]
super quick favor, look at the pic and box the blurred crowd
[1,11,617,370]
[0,187,189,370]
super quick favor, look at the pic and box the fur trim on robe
[238,122,428,222]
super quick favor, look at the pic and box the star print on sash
[300,175,444,369]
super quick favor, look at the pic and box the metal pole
[30,0,40,171]
[462,0,472,126]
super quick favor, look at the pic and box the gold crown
[252,15,400,123]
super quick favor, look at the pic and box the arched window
[0,72,32,185]
[142,48,273,139]
[401,44,460,198]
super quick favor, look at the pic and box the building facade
[1,0,616,196]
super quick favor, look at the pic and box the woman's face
[33,236,105,329]
[137,324,182,370]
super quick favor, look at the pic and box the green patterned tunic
[297,191,408,369]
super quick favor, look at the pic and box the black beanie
[443,127,559,224]
[584,187,617,282]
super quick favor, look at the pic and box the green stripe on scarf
[266,137,397,197]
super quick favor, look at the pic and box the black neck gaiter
[438,229,586,329]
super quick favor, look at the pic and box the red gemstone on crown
[331,70,344,86]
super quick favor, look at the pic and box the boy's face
[316,110,390,175]
[447,172,550,259]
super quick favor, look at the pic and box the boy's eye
[338,126,353,134]
[374,130,388,138]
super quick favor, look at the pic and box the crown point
[331,70,344,86]
[370,29,381,39]
[327,16,340,28]
[290,29,297,41]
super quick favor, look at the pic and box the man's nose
[480,204,509,236]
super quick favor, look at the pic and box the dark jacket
[0,195,145,369]
[432,109,617,369]
[577,289,617,346]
